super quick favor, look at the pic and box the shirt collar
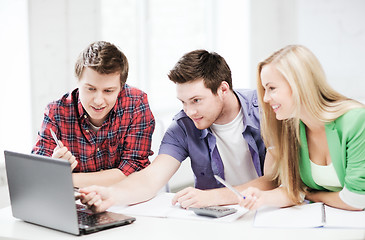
[233,89,259,131]
[173,89,259,139]
[71,89,87,120]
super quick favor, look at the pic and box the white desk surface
[1,206,365,240]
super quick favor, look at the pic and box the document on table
[254,202,365,228]
[108,192,248,222]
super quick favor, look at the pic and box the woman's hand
[238,187,267,210]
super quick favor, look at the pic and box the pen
[214,175,246,199]
[50,128,61,148]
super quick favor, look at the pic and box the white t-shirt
[310,160,365,209]
[210,109,258,186]
[89,122,101,132]
[310,160,342,192]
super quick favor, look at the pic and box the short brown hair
[168,50,232,94]
[75,41,129,86]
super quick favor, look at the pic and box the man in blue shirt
[80,50,275,212]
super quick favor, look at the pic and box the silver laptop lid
[4,150,79,235]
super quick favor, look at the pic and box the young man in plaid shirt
[32,41,155,188]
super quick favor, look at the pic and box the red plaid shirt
[32,84,155,176]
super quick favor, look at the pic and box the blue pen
[214,175,246,199]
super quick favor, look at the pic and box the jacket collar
[299,120,345,189]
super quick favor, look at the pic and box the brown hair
[168,49,232,94]
[74,41,129,86]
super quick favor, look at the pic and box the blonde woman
[239,45,365,211]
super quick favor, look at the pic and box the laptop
[4,150,136,235]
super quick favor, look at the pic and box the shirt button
[86,129,89,133]
[253,100,258,107]
[84,115,87,118]
[97,148,100,151]
[200,172,205,176]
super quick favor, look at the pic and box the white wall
[0,0,32,164]
[29,0,102,141]
[0,0,32,208]
[249,0,365,101]
[296,0,365,101]
[249,0,297,84]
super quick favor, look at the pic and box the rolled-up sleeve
[339,187,365,209]
[341,109,365,208]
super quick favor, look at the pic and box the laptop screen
[4,150,135,235]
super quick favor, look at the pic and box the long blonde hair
[257,45,364,203]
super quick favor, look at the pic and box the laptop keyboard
[77,204,119,227]
[78,211,98,226]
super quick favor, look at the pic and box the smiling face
[260,64,295,120]
[78,67,121,127]
[176,78,225,130]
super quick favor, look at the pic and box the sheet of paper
[108,192,248,222]
[324,205,365,228]
[254,202,324,228]
[254,202,365,228]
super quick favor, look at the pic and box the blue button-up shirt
[159,89,266,190]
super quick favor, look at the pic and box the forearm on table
[210,176,278,206]
[262,187,296,208]
[235,175,277,192]
[72,168,127,188]
[109,175,159,206]
[306,191,362,211]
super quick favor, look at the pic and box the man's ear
[218,81,230,95]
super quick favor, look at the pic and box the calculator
[190,206,237,218]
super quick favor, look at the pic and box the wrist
[207,188,236,206]
[220,188,241,205]
[107,186,118,205]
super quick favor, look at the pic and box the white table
[1,206,365,240]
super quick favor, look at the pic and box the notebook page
[325,205,365,228]
[254,203,324,228]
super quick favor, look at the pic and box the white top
[89,122,101,132]
[310,160,342,192]
[310,160,365,209]
[210,109,258,186]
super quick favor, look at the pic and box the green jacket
[299,108,365,194]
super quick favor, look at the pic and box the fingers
[239,187,260,210]
[89,199,109,213]
[172,188,190,205]
[52,142,78,170]
[172,187,203,209]
[70,156,78,170]
[82,192,100,206]
[240,195,258,210]
[80,190,102,210]
[79,186,113,213]
[52,145,70,159]
[179,197,198,209]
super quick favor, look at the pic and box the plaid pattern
[32,84,155,175]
